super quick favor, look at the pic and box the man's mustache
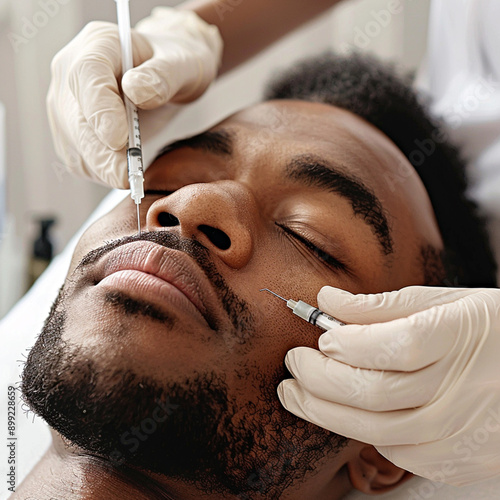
[77,230,210,270]
[76,230,255,338]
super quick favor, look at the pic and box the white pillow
[0,189,127,497]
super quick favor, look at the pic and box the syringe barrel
[314,311,345,330]
[124,99,142,150]
[115,0,142,150]
[290,300,345,330]
[128,148,144,203]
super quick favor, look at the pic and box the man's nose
[145,182,255,269]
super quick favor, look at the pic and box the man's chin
[22,317,228,478]
[21,292,240,486]
[22,285,349,498]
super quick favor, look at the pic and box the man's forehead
[203,100,405,193]
[211,100,409,177]
[154,98,420,205]
[217,99,373,140]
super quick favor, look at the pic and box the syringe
[260,288,345,330]
[115,0,144,235]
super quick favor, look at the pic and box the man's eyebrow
[286,154,394,255]
[154,129,234,160]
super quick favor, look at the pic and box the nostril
[158,212,180,227]
[198,225,231,250]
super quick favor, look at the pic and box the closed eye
[275,222,347,272]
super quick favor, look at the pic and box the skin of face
[68,99,442,372]
[19,100,442,500]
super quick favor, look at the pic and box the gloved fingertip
[318,330,338,352]
[284,349,296,375]
[102,170,130,190]
[318,285,353,296]
[317,286,353,304]
[92,111,128,150]
[277,380,285,397]
[317,286,357,316]
[122,69,172,109]
[277,379,294,408]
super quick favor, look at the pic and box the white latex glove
[47,7,223,188]
[278,285,500,486]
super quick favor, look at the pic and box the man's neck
[11,435,353,500]
[11,443,174,500]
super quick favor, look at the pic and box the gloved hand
[278,285,500,486]
[47,7,223,188]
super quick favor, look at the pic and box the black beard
[21,233,348,498]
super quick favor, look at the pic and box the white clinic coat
[1,1,500,499]
[348,2,500,497]
[418,0,500,215]
[416,0,500,285]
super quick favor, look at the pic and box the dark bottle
[28,218,56,288]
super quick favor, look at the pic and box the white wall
[0,0,430,318]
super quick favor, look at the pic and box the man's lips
[90,241,220,328]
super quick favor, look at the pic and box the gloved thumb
[122,56,186,109]
[317,285,475,324]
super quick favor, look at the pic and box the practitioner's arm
[180,0,341,73]
[47,0,342,188]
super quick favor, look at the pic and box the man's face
[23,100,442,497]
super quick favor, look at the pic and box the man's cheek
[62,294,125,348]
[242,314,318,369]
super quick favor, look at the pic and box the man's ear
[347,445,412,495]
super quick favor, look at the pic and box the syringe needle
[137,204,141,236]
[260,288,287,302]
[260,287,345,330]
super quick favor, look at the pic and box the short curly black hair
[265,52,497,287]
